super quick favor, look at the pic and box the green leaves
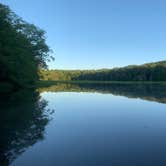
[40,61,166,82]
[0,3,52,90]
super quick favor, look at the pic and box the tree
[0,3,52,90]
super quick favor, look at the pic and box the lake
[1,83,166,166]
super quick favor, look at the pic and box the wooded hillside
[40,61,166,81]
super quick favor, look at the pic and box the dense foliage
[40,61,166,81]
[0,3,51,91]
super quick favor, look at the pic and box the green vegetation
[1,3,166,94]
[40,61,166,82]
[0,3,51,92]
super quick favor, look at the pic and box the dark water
[1,83,166,166]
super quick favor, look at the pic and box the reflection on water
[39,82,166,104]
[0,90,53,166]
[1,83,166,166]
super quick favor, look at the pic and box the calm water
[1,83,166,166]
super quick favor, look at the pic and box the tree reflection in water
[0,90,53,166]
[38,82,166,104]
[1,83,166,165]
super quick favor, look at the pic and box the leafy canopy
[0,3,52,89]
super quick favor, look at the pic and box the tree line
[40,61,166,81]
[0,3,51,92]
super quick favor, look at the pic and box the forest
[1,3,166,95]
[40,61,166,82]
[0,3,51,93]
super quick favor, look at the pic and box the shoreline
[37,80,166,87]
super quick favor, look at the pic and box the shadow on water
[39,82,166,104]
[0,90,53,166]
[1,83,166,165]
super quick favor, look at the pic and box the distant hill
[40,61,166,81]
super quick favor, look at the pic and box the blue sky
[2,0,166,69]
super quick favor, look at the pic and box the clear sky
[2,0,166,69]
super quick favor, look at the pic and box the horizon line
[47,60,166,71]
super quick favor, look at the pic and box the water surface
[1,83,166,166]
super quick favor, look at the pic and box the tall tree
[0,3,52,90]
